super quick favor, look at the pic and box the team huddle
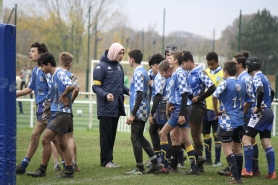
[93,42,276,184]
[16,42,275,183]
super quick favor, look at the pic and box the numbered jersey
[213,77,246,131]
[252,71,272,108]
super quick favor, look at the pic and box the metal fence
[16,93,278,136]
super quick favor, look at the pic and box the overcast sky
[123,0,278,39]
[4,0,278,39]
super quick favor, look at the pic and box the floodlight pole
[238,9,242,52]
[86,6,91,98]
[162,8,165,55]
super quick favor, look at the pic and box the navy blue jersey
[130,65,150,121]
[213,77,246,131]
[253,72,272,108]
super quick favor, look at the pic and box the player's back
[219,77,246,116]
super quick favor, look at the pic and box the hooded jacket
[92,50,129,118]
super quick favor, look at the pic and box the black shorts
[190,103,206,124]
[245,126,271,139]
[47,112,71,134]
[217,125,245,143]
[68,113,74,133]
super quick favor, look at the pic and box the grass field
[16,128,278,185]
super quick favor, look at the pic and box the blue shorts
[167,105,191,128]
[203,110,216,121]
[247,107,273,132]
[155,103,167,125]
[36,100,51,124]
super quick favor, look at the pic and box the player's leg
[148,118,161,162]
[51,141,61,171]
[212,120,222,167]
[16,121,47,174]
[169,127,182,172]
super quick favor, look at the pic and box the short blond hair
[59,52,73,67]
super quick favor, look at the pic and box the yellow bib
[205,68,223,110]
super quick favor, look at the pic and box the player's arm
[16,87,33,97]
[212,81,226,116]
[131,91,143,116]
[243,102,252,115]
[150,93,162,117]
[71,74,79,103]
[198,84,216,101]
[271,88,275,103]
[197,70,216,101]
[92,64,109,99]
[256,86,264,111]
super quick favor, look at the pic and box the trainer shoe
[265,171,276,179]
[185,168,200,175]
[124,168,145,175]
[228,178,243,184]
[54,165,61,171]
[212,161,223,167]
[105,162,121,168]
[55,170,74,178]
[158,167,169,174]
[241,168,253,177]
[16,164,26,175]
[73,163,81,172]
[253,170,261,176]
[177,163,186,169]
[26,168,46,177]
[218,167,231,176]
[146,163,161,174]
[197,156,206,165]
[168,168,178,173]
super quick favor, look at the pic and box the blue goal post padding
[0,24,16,184]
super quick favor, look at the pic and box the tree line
[3,1,278,75]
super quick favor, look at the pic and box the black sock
[39,164,47,172]
[171,145,181,170]
[236,154,243,179]
[226,154,239,180]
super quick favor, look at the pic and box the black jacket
[92,50,129,118]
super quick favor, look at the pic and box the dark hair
[169,51,183,65]
[234,51,249,69]
[30,42,48,54]
[223,61,237,76]
[158,60,170,72]
[206,52,218,61]
[182,50,194,62]
[128,49,143,64]
[38,52,57,67]
[148,53,164,66]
